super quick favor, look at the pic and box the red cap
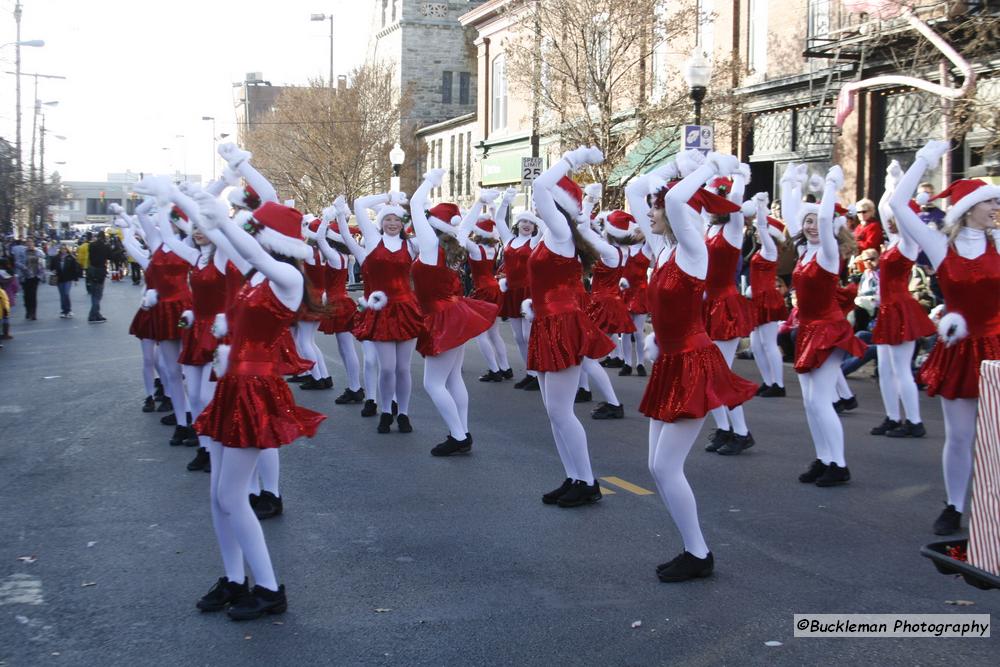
[253,201,304,240]
[427,202,461,224]
[552,176,584,214]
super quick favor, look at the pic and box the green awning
[607,127,680,186]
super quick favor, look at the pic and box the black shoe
[377,412,394,434]
[478,370,503,382]
[815,462,850,487]
[657,551,714,582]
[501,368,514,380]
[755,382,768,396]
[154,378,164,399]
[169,425,193,446]
[591,401,624,419]
[514,375,531,389]
[933,504,962,536]
[392,400,398,416]
[360,399,378,417]
[521,376,540,391]
[704,428,732,452]
[249,493,260,511]
[431,435,472,456]
[798,459,828,483]
[286,374,310,383]
[542,478,574,505]
[299,376,331,390]
[197,576,249,612]
[396,414,412,433]
[717,432,754,455]
[870,417,901,436]
[156,397,174,413]
[600,357,624,368]
[636,364,647,377]
[187,447,210,471]
[93,316,107,324]
[574,388,592,403]
[833,396,858,413]
[761,383,786,397]
[142,395,156,413]
[254,490,283,520]
[886,420,926,438]
[335,388,365,404]
[226,584,287,621]
[618,365,633,377]
[556,480,603,507]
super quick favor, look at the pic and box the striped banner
[969,360,1000,577]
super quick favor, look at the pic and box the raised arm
[722,164,750,247]
[532,146,603,246]
[410,170,446,264]
[494,187,517,245]
[353,193,389,249]
[816,167,842,273]
[625,173,665,258]
[132,192,162,252]
[780,163,807,238]
[750,193,778,262]
[118,219,150,269]
[458,190,498,259]
[218,143,279,204]
[156,216,200,266]
[664,150,722,274]
[889,140,950,269]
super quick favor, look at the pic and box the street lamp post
[8,0,45,235]
[310,13,335,88]
[683,49,713,126]
[389,143,405,193]
[201,116,216,180]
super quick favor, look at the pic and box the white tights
[580,356,621,406]
[750,321,784,388]
[835,369,854,400]
[476,320,510,373]
[648,418,709,558]
[508,317,537,377]
[876,342,921,423]
[941,397,978,513]
[798,350,847,466]
[374,339,416,414]
[140,338,157,396]
[182,364,214,421]
[157,339,189,423]
[708,338,749,436]
[294,321,328,381]
[620,314,647,367]
[538,366,595,484]
[334,332,362,391]
[423,346,469,439]
[206,442,278,591]
[362,340,379,402]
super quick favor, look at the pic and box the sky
[0,0,373,183]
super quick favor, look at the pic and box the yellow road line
[600,476,655,496]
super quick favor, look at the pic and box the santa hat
[301,215,320,239]
[472,217,499,239]
[927,179,1000,226]
[795,203,820,233]
[551,176,583,216]
[427,202,462,236]
[375,203,408,231]
[324,219,359,245]
[603,210,637,239]
[227,184,262,211]
[515,210,542,228]
[740,200,786,241]
[241,201,311,260]
[707,177,733,196]
[170,206,188,222]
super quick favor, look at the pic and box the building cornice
[416,113,477,137]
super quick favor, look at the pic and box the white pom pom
[915,191,931,206]
[744,285,753,299]
[213,344,231,378]
[520,298,534,322]
[498,277,508,293]
[619,277,630,290]
[211,313,228,339]
[367,291,388,311]
[807,174,825,193]
[740,200,758,219]
[356,295,369,310]
[141,289,158,310]
[938,312,968,347]
[180,310,194,327]
[644,332,659,363]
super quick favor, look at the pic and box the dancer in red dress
[619,235,652,376]
[528,146,616,508]
[190,191,325,620]
[781,165,867,487]
[410,170,500,455]
[496,204,543,390]
[889,139,1000,535]
[627,149,757,582]
[292,224,332,391]
[868,161,936,438]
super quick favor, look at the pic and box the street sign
[521,157,543,186]
[683,125,714,153]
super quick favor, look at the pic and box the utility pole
[14,1,23,235]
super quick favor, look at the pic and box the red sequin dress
[871,244,935,345]
[318,257,357,334]
[526,242,616,372]
[298,247,328,323]
[129,254,155,340]
[621,249,650,315]
[178,260,226,366]
[498,239,532,318]
[412,248,499,356]
[639,252,758,422]
[352,240,424,341]
[195,280,325,448]
[703,232,754,340]
[749,253,789,325]
[145,248,193,342]
[792,256,868,373]
[468,247,502,307]
[586,249,635,334]
[919,243,1000,399]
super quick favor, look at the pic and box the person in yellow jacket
[76,234,91,276]
[0,284,10,348]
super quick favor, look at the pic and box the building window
[382,0,388,27]
[748,0,768,74]
[459,72,471,105]
[449,135,456,195]
[457,133,464,196]
[465,131,472,194]
[491,55,507,131]
[696,0,714,57]
[807,0,830,40]
[391,0,397,23]
[442,71,453,104]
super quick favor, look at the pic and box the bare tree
[245,62,412,213]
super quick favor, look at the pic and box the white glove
[222,165,240,187]
[192,191,229,231]
[356,193,389,211]
[388,191,408,206]
[503,186,518,201]
[562,146,590,170]
[584,183,603,203]
[938,312,968,347]
[676,149,706,176]
[916,140,950,166]
[321,205,337,224]
[478,188,501,205]
[825,165,845,190]
[754,191,770,208]
[744,285,753,299]
[213,344,230,378]
[424,168,446,188]
[211,313,228,339]
[108,203,124,216]
[651,161,679,182]
[706,152,739,176]
[644,333,659,364]
[520,298,534,322]
[141,289,158,310]
[618,277,630,290]
[133,175,174,204]
[334,195,350,219]
[217,142,251,169]
[807,173,825,193]
[498,277,508,293]
[886,160,904,182]
[737,163,752,182]
[582,146,604,166]
[180,310,194,327]
[178,181,201,197]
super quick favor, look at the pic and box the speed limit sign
[521,157,543,186]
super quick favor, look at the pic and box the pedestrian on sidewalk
[50,244,82,318]
[0,260,17,340]
[18,238,46,320]
[86,231,111,322]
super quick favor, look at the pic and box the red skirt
[470,284,503,308]
[639,343,758,422]
[835,284,858,316]
[498,285,531,319]
[417,298,499,357]
[919,334,1000,400]
[794,318,868,373]
[752,289,788,326]
[586,295,636,334]
[318,295,358,334]
[527,310,616,373]
[148,298,192,342]
[704,293,755,341]
[352,299,424,342]
[871,300,935,345]
[624,285,649,315]
[129,308,154,339]
[276,328,314,376]
[178,318,217,366]
[195,373,325,448]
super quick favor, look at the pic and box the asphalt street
[0,280,996,666]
